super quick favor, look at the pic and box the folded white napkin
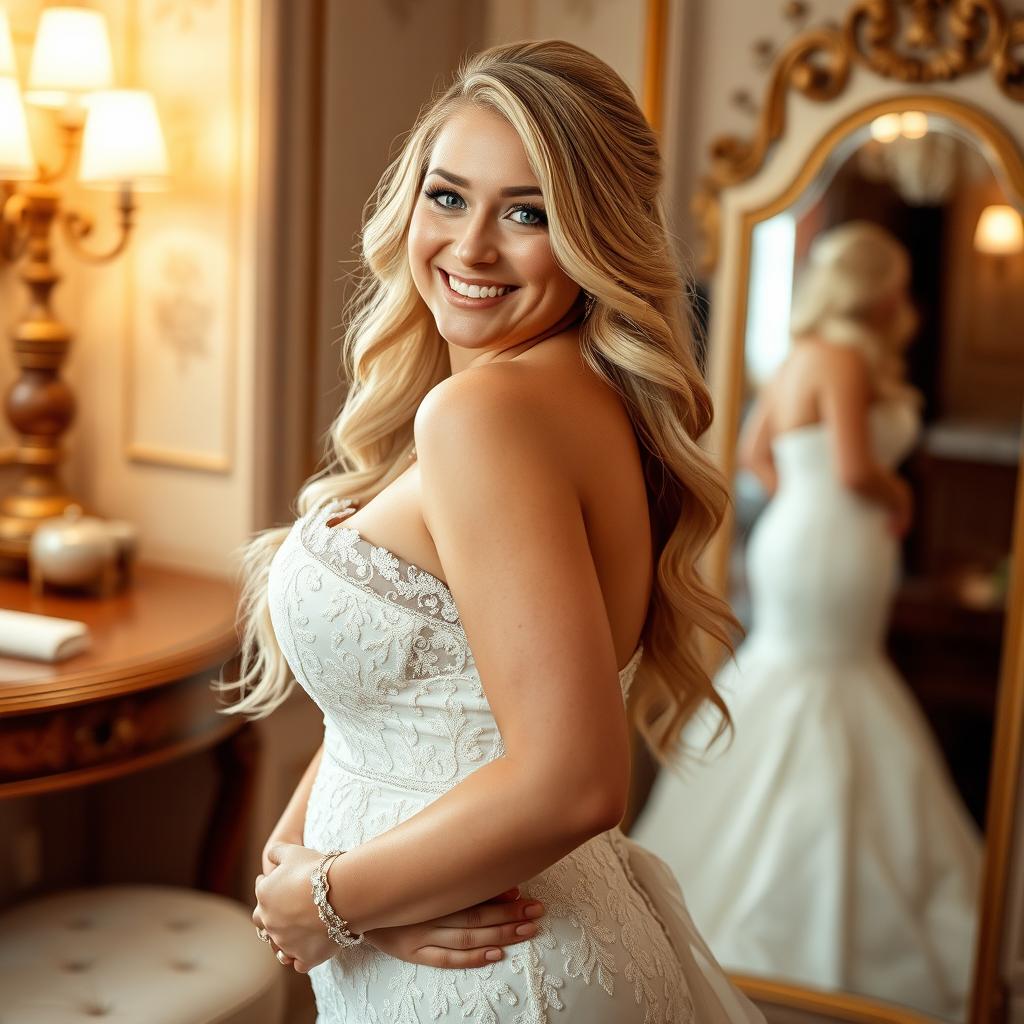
[0,609,91,662]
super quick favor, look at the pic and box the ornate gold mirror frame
[710,92,1023,1024]
[644,2,1024,1023]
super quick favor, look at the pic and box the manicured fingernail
[485,949,502,961]
[523,902,545,918]
[515,922,536,936]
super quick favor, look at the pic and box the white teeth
[447,272,510,299]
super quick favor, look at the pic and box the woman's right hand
[363,888,546,969]
[262,829,303,876]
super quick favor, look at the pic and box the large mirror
[633,94,1024,1024]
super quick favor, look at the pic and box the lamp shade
[974,205,1024,255]
[78,90,169,190]
[25,6,114,108]
[0,77,36,180]
[0,8,17,76]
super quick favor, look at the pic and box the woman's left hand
[252,842,338,973]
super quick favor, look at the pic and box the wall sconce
[974,204,1024,255]
[0,6,168,570]
[974,204,1024,281]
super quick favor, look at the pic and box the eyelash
[422,186,548,228]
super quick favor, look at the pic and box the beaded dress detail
[267,496,765,1024]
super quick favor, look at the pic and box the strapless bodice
[770,399,920,493]
[262,497,729,1024]
[267,497,644,800]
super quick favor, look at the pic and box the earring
[583,291,597,320]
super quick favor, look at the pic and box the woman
[633,222,983,1021]
[221,41,764,1024]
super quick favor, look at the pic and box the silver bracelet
[311,848,364,948]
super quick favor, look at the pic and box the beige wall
[310,1,485,461]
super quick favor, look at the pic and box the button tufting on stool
[0,885,286,1024]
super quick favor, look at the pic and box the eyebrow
[425,167,543,199]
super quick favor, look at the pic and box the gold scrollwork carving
[846,0,1005,82]
[693,0,1024,273]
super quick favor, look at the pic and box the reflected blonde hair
[790,220,920,404]
[217,40,737,762]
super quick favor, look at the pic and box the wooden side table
[0,564,252,894]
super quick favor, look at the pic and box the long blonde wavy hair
[217,39,737,763]
[790,220,921,405]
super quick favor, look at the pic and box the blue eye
[423,186,464,210]
[422,185,548,228]
[509,204,547,228]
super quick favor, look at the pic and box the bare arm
[819,346,911,533]
[324,367,631,934]
[737,391,777,495]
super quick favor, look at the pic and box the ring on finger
[276,950,289,965]
[256,927,271,943]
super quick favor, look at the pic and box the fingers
[431,899,544,930]
[270,938,295,968]
[432,920,539,952]
[414,945,509,969]
[491,887,520,903]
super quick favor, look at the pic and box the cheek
[513,241,566,290]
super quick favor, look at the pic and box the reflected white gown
[633,400,983,1021]
[267,496,765,1024]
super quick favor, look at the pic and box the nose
[452,209,499,267]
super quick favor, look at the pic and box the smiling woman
[407,107,581,362]
[216,39,762,1024]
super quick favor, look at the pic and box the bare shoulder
[796,338,872,379]
[415,362,551,451]
[415,352,622,484]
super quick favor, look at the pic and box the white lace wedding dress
[267,496,765,1024]
[632,400,983,1021]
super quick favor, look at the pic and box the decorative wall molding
[122,0,241,474]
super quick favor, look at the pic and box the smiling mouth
[440,269,519,301]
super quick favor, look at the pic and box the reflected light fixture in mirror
[974,204,1024,254]
[900,110,929,140]
[870,111,930,143]
[974,204,1024,280]
[871,112,903,143]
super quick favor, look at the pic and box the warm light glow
[0,77,36,180]
[900,111,929,140]
[0,9,17,76]
[870,113,902,144]
[78,90,169,190]
[974,205,1024,255]
[25,7,114,108]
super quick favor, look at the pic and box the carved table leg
[198,721,259,896]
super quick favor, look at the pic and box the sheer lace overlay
[267,497,691,1024]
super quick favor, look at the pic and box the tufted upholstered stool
[0,885,287,1024]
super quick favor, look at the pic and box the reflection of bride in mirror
[633,221,982,1020]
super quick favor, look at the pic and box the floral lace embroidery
[266,498,685,1024]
